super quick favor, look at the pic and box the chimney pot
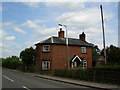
[58,28,64,38]
[60,28,62,31]
[79,32,86,41]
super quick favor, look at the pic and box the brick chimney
[58,28,64,38]
[79,32,86,41]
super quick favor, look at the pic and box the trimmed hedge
[54,67,120,85]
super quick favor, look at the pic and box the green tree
[92,45,100,56]
[20,47,35,71]
[2,56,22,69]
[92,45,100,67]
[101,45,120,64]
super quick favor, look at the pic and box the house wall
[52,45,92,69]
[52,45,67,69]
[69,46,92,67]
[34,45,53,72]
[34,44,92,72]
[34,46,41,72]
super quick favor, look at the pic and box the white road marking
[3,75,15,82]
[22,86,31,90]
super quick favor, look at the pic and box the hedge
[2,57,23,69]
[54,68,120,85]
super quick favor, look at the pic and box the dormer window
[81,47,87,54]
[43,45,50,52]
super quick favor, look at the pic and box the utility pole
[100,4,107,64]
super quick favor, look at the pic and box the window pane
[81,47,86,53]
[82,60,87,68]
[43,45,50,52]
[42,61,50,70]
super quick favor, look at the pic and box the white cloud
[2,22,15,30]
[22,20,57,34]
[0,29,8,42]
[0,29,7,38]
[105,29,115,34]
[2,49,12,54]
[2,48,17,58]
[56,8,101,27]
[56,7,113,27]
[21,20,59,41]
[22,20,40,29]
[55,6,115,49]
[85,27,101,36]
[2,22,13,27]
[45,2,84,11]
[0,43,2,47]
[1,41,23,58]
[14,27,27,34]
[5,36,16,40]
[34,19,48,23]
[32,26,57,41]
[24,41,39,48]
[23,2,40,8]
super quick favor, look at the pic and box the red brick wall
[34,46,41,72]
[52,45,67,69]
[69,46,92,67]
[52,45,92,69]
[34,45,53,72]
[35,44,92,72]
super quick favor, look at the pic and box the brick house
[34,28,93,72]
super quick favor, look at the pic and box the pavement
[33,73,120,90]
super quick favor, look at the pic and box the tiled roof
[35,36,93,47]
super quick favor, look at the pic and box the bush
[2,56,23,69]
[91,64,120,71]
[54,67,120,85]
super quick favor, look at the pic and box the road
[2,68,97,89]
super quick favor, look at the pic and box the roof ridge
[40,37,51,43]
[35,36,93,47]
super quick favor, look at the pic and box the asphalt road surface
[2,68,97,89]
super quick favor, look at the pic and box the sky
[0,1,118,58]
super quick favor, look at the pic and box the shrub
[54,67,120,85]
[2,56,23,69]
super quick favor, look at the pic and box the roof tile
[35,36,93,47]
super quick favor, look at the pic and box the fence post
[93,70,96,82]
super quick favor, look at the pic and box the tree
[20,47,35,71]
[92,45,100,67]
[2,56,22,69]
[101,45,120,64]
[92,45,100,56]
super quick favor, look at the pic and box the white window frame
[71,61,77,68]
[82,60,87,68]
[42,61,50,70]
[43,45,50,52]
[81,47,87,54]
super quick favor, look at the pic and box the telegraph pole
[100,5,107,64]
